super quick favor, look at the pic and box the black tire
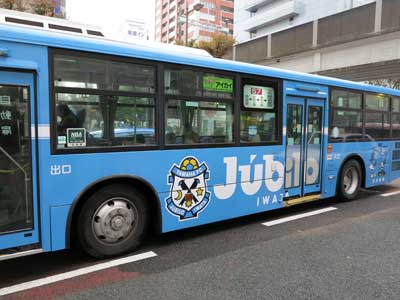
[77,184,149,258]
[338,159,362,201]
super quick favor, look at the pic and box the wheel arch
[337,154,366,190]
[65,175,162,248]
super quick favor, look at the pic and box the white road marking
[380,190,400,197]
[0,251,157,296]
[262,207,338,227]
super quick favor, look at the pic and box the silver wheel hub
[93,198,135,244]
[343,167,359,195]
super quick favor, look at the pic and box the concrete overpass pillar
[312,20,318,47]
[267,35,272,58]
[375,0,382,33]
[313,52,322,72]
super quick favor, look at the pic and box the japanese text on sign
[50,164,72,176]
[203,76,233,93]
[243,85,274,109]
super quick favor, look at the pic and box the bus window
[164,68,234,145]
[166,100,233,145]
[54,54,106,89]
[329,89,363,142]
[392,97,400,139]
[55,93,105,148]
[53,51,156,150]
[240,80,278,143]
[54,54,155,93]
[164,69,202,97]
[113,97,155,146]
[331,89,362,109]
[365,94,390,140]
[109,62,155,94]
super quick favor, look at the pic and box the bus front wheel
[77,184,148,258]
[338,159,362,201]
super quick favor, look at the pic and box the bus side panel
[325,141,393,193]
[390,141,400,182]
[41,145,286,234]
[50,205,70,251]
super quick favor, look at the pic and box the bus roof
[1,21,399,97]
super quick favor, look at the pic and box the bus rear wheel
[338,159,362,201]
[77,184,148,258]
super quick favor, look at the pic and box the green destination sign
[203,76,233,93]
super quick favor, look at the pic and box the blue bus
[1,13,400,260]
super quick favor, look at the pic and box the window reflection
[54,54,155,93]
[240,112,276,143]
[0,85,32,233]
[55,93,155,148]
[166,100,233,145]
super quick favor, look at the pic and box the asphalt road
[1,181,400,300]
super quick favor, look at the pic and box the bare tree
[366,78,400,89]
[0,0,55,15]
[0,0,17,9]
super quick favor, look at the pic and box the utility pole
[180,0,203,46]
[185,0,189,46]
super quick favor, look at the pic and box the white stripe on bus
[31,124,50,139]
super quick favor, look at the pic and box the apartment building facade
[234,0,376,43]
[155,0,234,44]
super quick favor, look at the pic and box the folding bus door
[284,96,324,199]
[0,71,40,252]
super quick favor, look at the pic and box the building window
[201,1,215,10]
[220,6,234,13]
[250,30,257,38]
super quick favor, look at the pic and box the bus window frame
[329,86,400,142]
[163,62,237,149]
[49,47,159,154]
[239,75,281,146]
[329,87,364,143]
[364,92,391,141]
[391,96,400,140]
[49,48,283,154]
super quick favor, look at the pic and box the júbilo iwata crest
[166,157,211,220]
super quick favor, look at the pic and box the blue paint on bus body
[0,23,399,254]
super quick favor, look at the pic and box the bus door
[284,96,324,198]
[0,71,40,251]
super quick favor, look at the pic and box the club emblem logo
[166,157,211,220]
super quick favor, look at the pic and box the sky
[67,0,155,40]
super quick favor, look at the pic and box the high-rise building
[234,0,375,43]
[155,0,234,45]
